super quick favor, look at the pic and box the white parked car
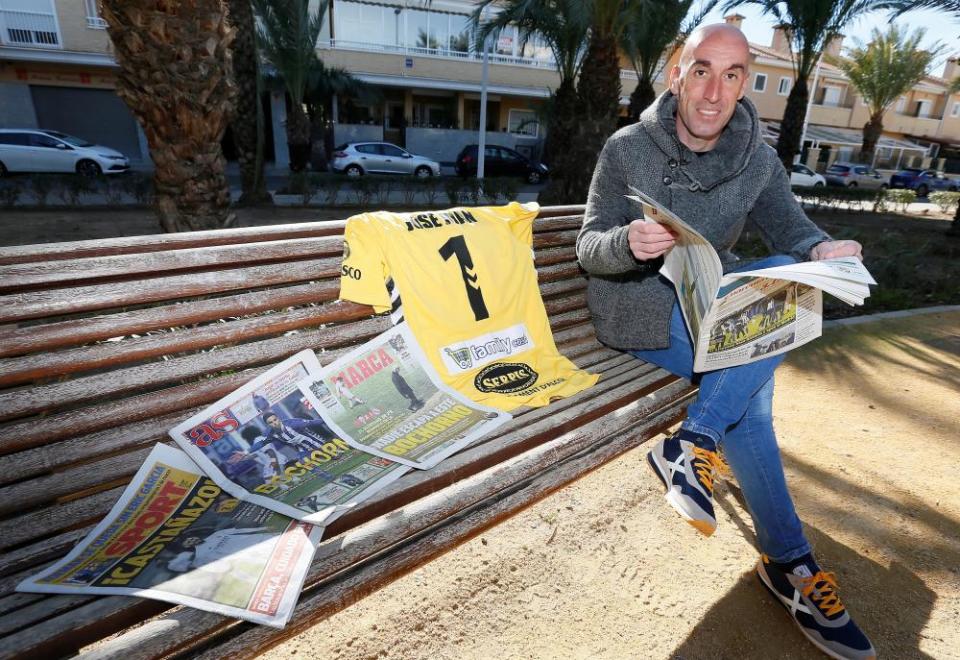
[0,128,130,177]
[331,142,440,177]
[790,163,825,187]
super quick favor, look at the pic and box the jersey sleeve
[502,202,539,248]
[339,215,392,313]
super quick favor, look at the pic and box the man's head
[262,412,282,430]
[668,24,750,152]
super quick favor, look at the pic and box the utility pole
[477,31,491,179]
[799,53,823,165]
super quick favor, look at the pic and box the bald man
[577,24,874,660]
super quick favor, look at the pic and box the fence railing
[0,9,60,48]
[320,39,557,70]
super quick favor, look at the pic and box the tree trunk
[775,78,809,169]
[541,79,576,169]
[540,32,621,205]
[286,101,312,172]
[226,0,270,205]
[860,114,884,165]
[627,77,656,123]
[100,0,237,232]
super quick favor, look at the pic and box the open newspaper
[170,350,409,526]
[628,187,876,372]
[298,324,512,470]
[18,445,321,628]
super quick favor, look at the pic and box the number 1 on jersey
[439,235,490,321]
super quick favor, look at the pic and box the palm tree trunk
[541,32,621,205]
[101,0,237,232]
[861,114,884,165]
[541,79,576,169]
[286,102,312,172]
[627,77,656,123]
[775,79,809,169]
[227,0,270,205]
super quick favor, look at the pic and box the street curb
[823,305,960,329]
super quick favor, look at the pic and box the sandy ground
[260,309,960,660]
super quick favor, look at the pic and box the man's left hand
[810,239,863,261]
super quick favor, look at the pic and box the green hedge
[791,186,922,214]
[276,173,518,208]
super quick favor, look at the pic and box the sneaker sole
[646,451,716,537]
[755,561,876,660]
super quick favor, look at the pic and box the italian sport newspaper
[298,324,511,470]
[169,350,409,526]
[17,444,322,628]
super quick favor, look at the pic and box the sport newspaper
[298,324,512,470]
[170,350,409,526]
[17,444,322,628]
[627,187,876,372]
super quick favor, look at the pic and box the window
[953,102,960,118]
[916,99,932,118]
[777,77,791,96]
[0,133,29,145]
[896,96,907,113]
[84,0,106,28]
[355,144,378,154]
[29,133,62,149]
[379,144,405,157]
[508,109,539,136]
[753,73,767,93]
[821,86,841,107]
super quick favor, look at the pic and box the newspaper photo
[627,188,876,372]
[299,324,511,470]
[17,444,321,628]
[170,350,409,525]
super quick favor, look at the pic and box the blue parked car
[888,168,958,197]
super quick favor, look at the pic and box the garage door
[30,85,144,161]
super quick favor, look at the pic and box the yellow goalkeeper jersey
[338,202,598,411]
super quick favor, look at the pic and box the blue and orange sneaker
[646,428,724,536]
[757,553,877,659]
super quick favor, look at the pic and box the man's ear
[669,65,681,94]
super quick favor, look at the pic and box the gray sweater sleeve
[748,157,831,261]
[576,136,646,275]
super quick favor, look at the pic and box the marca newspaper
[298,323,511,470]
[17,445,321,628]
[627,187,876,372]
[170,350,409,527]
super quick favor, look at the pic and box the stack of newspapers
[17,325,510,627]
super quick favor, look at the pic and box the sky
[700,4,960,74]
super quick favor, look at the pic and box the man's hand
[810,239,863,261]
[628,220,676,261]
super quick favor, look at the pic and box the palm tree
[227,0,270,204]
[540,0,646,204]
[251,0,326,172]
[471,0,589,175]
[830,26,941,164]
[724,0,885,168]
[622,0,717,121]
[100,0,237,232]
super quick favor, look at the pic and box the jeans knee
[765,254,797,268]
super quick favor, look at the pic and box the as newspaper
[628,187,877,372]
[17,444,321,628]
[298,324,512,470]
[170,350,410,526]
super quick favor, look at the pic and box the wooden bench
[0,204,696,659]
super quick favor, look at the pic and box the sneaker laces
[690,446,724,493]
[799,571,846,618]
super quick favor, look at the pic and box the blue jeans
[632,255,811,563]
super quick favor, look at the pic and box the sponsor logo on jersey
[439,323,534,374]
[474,362,539,394]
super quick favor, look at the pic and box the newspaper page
[17,444,321,628]
[695,276,823,372]
[170,350,409,525]
[626,187,723,341]
[298,324,511,470]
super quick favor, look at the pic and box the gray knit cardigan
[575,92,830,351]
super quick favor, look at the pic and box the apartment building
[1,1,957,171]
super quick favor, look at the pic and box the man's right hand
[628,220,677,261]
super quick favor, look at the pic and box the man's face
[669,30,749,152]
[265,414,282,430]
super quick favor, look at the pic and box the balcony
[809,103,853,128]
[0,8,61,49]
[320,39,556,70]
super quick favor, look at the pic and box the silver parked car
[331,142,440,177]
[0,128,130,177]
[823,161,887,189]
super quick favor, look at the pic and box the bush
[929,190,960,213]
[26,174,55,207]
[127,171,154,206]
[0,178,22,208]
[54,174,93,206]
[885,188,916,213]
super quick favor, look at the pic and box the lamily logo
[474,362,538,394]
